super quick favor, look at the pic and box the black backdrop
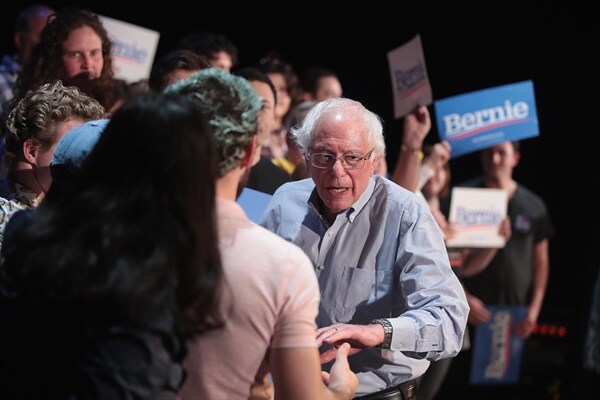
[2,1,599,397]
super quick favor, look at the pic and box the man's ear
[22,139,39,165]
[242,136,259,169]
[512,151,521,168]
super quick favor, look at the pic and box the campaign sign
[237,187,272,224]
[387,34,433,119]
[99,15,160,83]
[435,80,539,158]
[470,305,527,385]
[446,187,507,248]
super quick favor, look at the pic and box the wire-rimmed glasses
[308,149,373,170]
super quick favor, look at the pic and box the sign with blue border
[435,80,539,158]
[237,188,272,224]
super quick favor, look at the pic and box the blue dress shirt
[260,175,469,395]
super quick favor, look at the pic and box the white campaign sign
[446,187,507,248]
[99,15,160,83]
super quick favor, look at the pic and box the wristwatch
[370,318,393,349]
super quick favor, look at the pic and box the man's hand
[466,293,491,325]
[316,323,383,364]
[321,342,359,398]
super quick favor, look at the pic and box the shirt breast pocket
[335,267,392,322]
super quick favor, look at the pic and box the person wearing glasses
[260,97,469,400]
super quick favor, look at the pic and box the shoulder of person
[253,223,316,270]
[377,175,421,199]
[514,183,550,215]
[272,178,314,196]
[0,196,27,212]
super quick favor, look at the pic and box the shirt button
[317,265,325,270]
[327,232,332,237]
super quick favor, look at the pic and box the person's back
[0,93,223,399]
[166,68,357,400]
[182,201,321,398]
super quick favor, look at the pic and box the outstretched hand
[321,342,359,397]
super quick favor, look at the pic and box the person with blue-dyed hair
[166,68,358,400]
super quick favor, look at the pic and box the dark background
[2,1,599,398]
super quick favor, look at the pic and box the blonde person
[0,79,105,248]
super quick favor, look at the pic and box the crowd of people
[0,4,595,400]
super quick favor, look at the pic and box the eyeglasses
[308,149,373,170]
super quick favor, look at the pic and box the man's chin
[65,75,99,92]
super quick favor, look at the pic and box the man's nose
[330,158,347,175]
[80,54,93,69]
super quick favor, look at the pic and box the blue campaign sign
[237,187,272,224]
[434,80,539,158]
[470,305,528,385]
